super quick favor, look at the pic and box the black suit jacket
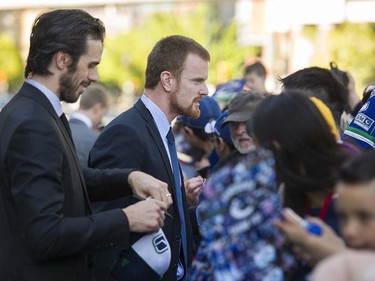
[90,99,195,281]
[0,82,135,281]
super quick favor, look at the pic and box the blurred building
[1,0,375,90]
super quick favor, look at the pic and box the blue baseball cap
[212,79,246,103]
[204,110,233,146]
[178,96,221,129]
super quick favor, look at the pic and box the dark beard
[58,68,79,103]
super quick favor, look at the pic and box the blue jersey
[189,148,296,281]
[344,90,375,149]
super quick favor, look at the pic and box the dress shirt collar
[26,78,63,117]
[141,93,170,138]
[70,112,93,129]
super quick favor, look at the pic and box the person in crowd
[211,78,246,110]
[280,66,364,153]
[343,86,375,149]
[0,9,171,281]
[176,95,221,179]
[275,149,375,278]
[312,250,375,281]
[89,35,208,281]
[69,84,110,166]
[248,91,351,280]
[189,148,296,281]
[249,91,349,223]
[204,109,236,172]
[243,60,268,94]
[220,91,265,161]
[279,66,348,135]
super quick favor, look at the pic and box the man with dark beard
[0,9,171,281]
[89,35,209,280]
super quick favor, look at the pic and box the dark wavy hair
[145,35,210,89]
[279,67,348,128]
[248,91,349,215]
[25,9,105,78]
[339,150,375,185]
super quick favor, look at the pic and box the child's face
[336,180,375,250]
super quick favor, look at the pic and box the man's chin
[61,94,80,104]
[188,108,201,119]
[237,145,256,154]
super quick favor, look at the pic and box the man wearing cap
[221,91,265,158]
[177,95,221,182]
[204,110,236,172]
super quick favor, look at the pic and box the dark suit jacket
[89,99,195,281]
[69,118,99,166]
[0,82,135,281]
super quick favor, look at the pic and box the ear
[92,103,101,113]
[55,52,72,70]
[217,138,226,152]
[183,126,193,136]
[160,71,173,92]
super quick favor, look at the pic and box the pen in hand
[132,194,174,219]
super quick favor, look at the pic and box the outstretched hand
[128,171,172,208]
[184,175,205,206]
[273,209,345,265]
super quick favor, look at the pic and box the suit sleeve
[5,119,130,260]
[82,166,136,201]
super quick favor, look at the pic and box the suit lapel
[134,100,175,185]
[19,83,92,212]
[134,99,194,263]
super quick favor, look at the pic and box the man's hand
[128,171,172,208]
[123,199,167,233]
[184,176,204,206]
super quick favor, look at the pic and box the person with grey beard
[216,91,265,168]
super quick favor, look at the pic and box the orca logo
[153,234,169,254]
[229,198,254,220]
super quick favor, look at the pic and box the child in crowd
[276,150,375,280]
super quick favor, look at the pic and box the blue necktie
[166,128,188,272]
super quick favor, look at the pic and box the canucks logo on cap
[153,233,169,254]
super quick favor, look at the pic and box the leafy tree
[99,3,258,97]
[329,22,375,93]
[302,23,375,94]
[0,34,23,92]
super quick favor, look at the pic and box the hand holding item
[283,208,322,236]
[128,170,172,208]
[184,175,205,206]
[274,208,345,266]
[123,199,168,233]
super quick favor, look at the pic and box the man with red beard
[89,35,209,281]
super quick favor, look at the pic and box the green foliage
[99,3,258,96]
[0,34,23,92]
[328,22,375,92]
